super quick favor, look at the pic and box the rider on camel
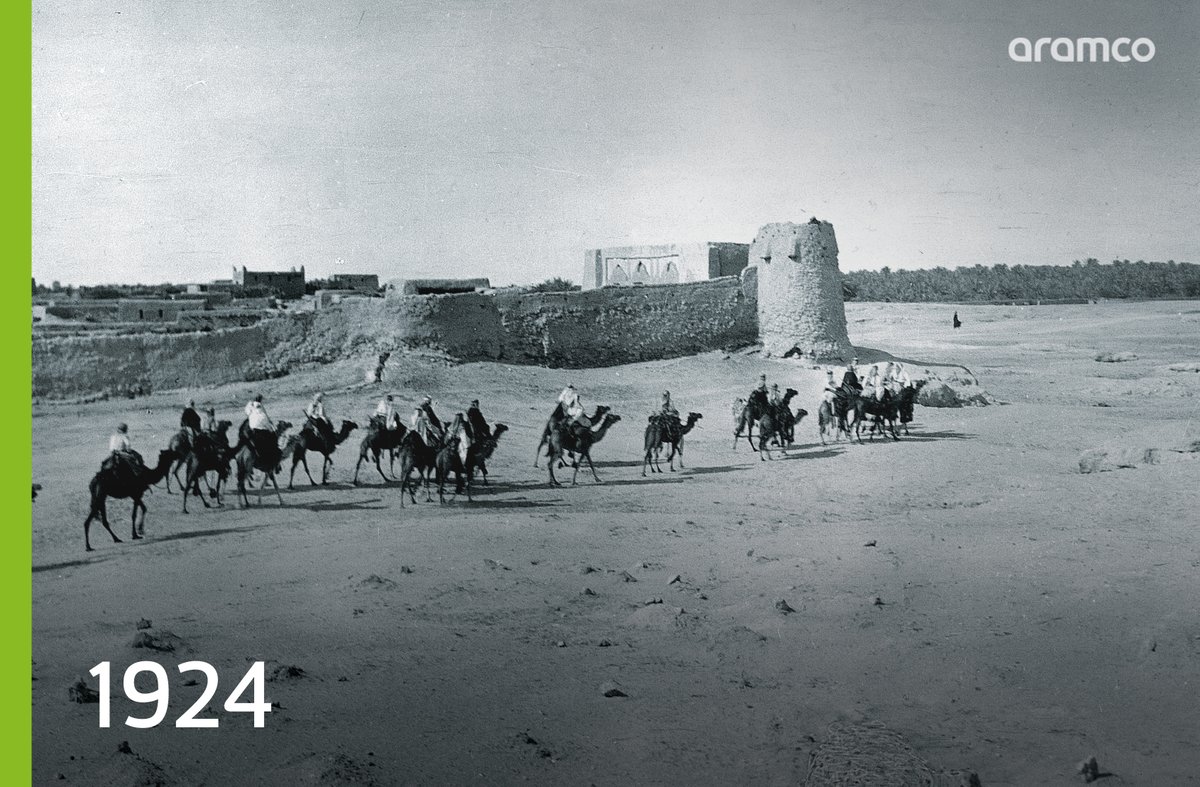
[466,399,491,442]
[446,412,471,464]
[181,400,201,438]
[305,392,335,443]
[105,423,145,474]
[873,363,892,401]
[748,374,770,413]
[841,357,862,394]
[374,394,401,431]
[410,405,439,445]
[244,394,280,467]
[661,390,679,419]
[823,369,839,404]
[419,396,444,440]
[558,385,589,424]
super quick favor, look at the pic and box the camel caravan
[81,359,922,552]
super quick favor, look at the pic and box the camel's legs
[84,502,121,551]
[210,473,224,507]
[182,472,195,514]
[584,451,601,483]
[290,452,316,489]
[533,429,550,468]
[758,432,771,461]
[321,456,332,485]
[745,423,758,452]
[270,473,284,505]
[437,467,449,504]
[171,460,188,493]
[129,498,144,539]
[399,459,419,505]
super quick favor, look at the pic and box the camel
[163,428,192,493]
[285,419,359,488]
[434,437,466,504]
[83,449,174,552]
[544,412,621,486]
[396,430,440,506]
[818,399,851,445]
[771,389,801,444]
[233,421,293,507]
[849,392,900,442]
[170,421,233,499]
[353,420,408,485]
[731,397,754,449]
[464,423,508,491]
[735,389,799,453]
[181,436,236,514]
[642,412,702,476]
[732,389,771,450]
[855,383,925,440]
[895,381,926,435]
[753,408,783,460]
[534,404,611,468]
[822,382,870,444]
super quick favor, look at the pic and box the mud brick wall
[492,277,756,367]
[32,322,290,400]
[279,293,505,364]
[33,279,757,398]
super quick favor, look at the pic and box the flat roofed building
[328,273,380,293]
[232,266,305,299]
[116,299,207,323]
[387,278,491,295]
[582,242,749,289]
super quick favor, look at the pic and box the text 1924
[88,661,271,728]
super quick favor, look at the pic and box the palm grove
[843,259,1200,303]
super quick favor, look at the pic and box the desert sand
[32,300,1200,785]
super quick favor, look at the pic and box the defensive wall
[33,218,849,399]
[32,277,757,399]
[32,321,293,400]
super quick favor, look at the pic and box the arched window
[609,263,629,285]
[633,261,649,284]
[662,260,679,283]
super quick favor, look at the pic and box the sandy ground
[32,300,1200,786]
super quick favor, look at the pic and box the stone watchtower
[749,219,853,360]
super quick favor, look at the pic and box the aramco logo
[1008,37,1155,63]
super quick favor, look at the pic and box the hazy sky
[33,0,1199,286]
